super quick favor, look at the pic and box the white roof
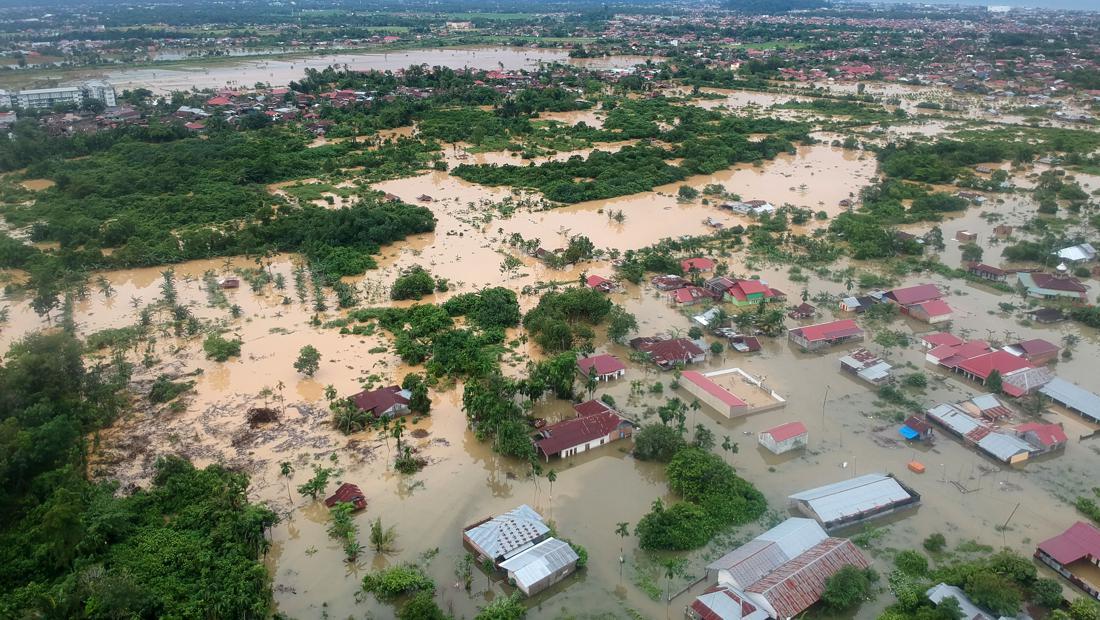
[755,517,828,557]
[1055,243,1096,262]
[857,361,892,382]
[977,432,1032,461]
[498,537,578,589]
[927,403,983,435]
[465,504,549,560]
[693,585,771,620]
[1040,377,1100,422]
[926,583,996,620]
[694,307,721,327]
[970,394,1002,411]
[789,473,913,524]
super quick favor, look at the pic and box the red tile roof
[737,279,769,296]
[791,320,863,343]
[534,407,627,456]
[324,482,366,509]
[635,338,706,366]
[913,299,953,318]
[586,274,610,288]
[957,350,1033,381]
[671,286,711,304]
[763,421,808,442]
[577,355,626,377]
[206,96,232,106]
[681,257,716,272]
[887,284,942,305]
[682,371,748,408]
[1038,521,1100,566]
[1015,422,1067,447]
[928,339,993,368]
[922,332,964,348]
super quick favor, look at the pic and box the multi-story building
[0,81,116,110]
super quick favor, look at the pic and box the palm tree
[546,469,557,518]
[275,380,286,416]
[391,416,406,452]
[689,400,701,428]
[615,522,630,564]
[661,557,687,617]
[369,517,397,554]
[279,461,294,503]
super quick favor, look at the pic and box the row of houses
[924,400,1067,464]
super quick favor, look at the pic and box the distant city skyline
[853,0,1098,11]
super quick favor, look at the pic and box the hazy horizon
[850,0,1099,11]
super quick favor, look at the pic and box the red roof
[350,385,409,415]
[535,408,627,456]
[681,257,716,272]
[671,286,711,304]
[928,339,993,368]
[1015,422,1067,447]
[573,399,612,417]
[577,354,626,377]
[206,96,232,106]
[1038,521,1100,566]
[737,279,769,296]
[913,299,953,318]
[791,320,863,343]
[970,263,1007,277]
[1015,338,1059,358]
[886,284,942,305]
[763,421,808,442]
[746,538,871,619]
[634,338,705,366]
[586,274,610,288]
[682,371,748,408]
[324,482,366,509]
[922,332,963,348]
[957,350,1033,381]
[1029,273,1087,293]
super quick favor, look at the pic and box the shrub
[149,375,195,403]
[821,566,879,611]
[399,592,448,620]
[203,332,242,361]
[923,533,947,553]
[361,564,435,601]
[294,344,321,377]
[391,266,436,300]
[632,424,687,462]
[894,550,929,576]
[635,499,712,551]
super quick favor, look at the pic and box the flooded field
[3,83,1100,619]
[27,47,649,94]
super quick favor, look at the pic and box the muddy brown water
[3,99,1100,618]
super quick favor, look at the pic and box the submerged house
[1002,338,1060,366]
[630,337,707,369]
[1040,378,1100,424]
[324,483,367,511]
[463,505,579,596]
[758,422,808,454]
[532,400,634,461]
[350,385,412,418]
[789,473,920,531]
[706,277,786,306]
[498,537,580,597]
[1017,268,1088,302]
[884,284,953,323]
[576,354,626,382]
[1036,521,1100,601]
[696,518,871,620]
[789,320,864,352]
[839,348,893,385]
[1014,422,1068,454]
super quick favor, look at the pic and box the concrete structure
[1054,243,1097,264]
[533,400,634,461]
[789,473,920,531]
[698,518,871,620]
[681,370,749,418]
[0,81,116,109]
[1036,521,1100,602]
[498,537,579,596]
[759,421,808,454]
[789,320,864,352]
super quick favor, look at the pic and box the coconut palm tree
[279,461,294,502]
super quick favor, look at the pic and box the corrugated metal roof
[976,432,1032,462]
[691,585,770,620]
[465,504,549,560]
[745,538,871,619]
[928,403,984,436]
[857,361,892,382]
[707,518,827,588]
[756,518,828,558]
[498,537,578,589]
[1041,377,1100,422]
[788,474,913,524]
[1037,521,1100,566]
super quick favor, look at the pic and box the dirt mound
[248,407,279,427]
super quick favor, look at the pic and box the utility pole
[1001,502,1021,549]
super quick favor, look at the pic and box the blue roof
[899,426,919,440]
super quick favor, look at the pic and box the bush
[203,332,242,361]
[635,499,713,551]
[1032,577,1064,609]
[475,592,526,620]
[149,375,194,403]
[632,424,687,462]
[666,448,766,527]
[821,566,879,611]
[399,592,448,620]
[391,266,436,300]
[894,550,929,576]
[965,571,1021,616]
[361,564,435,601]
[923,533,947,553]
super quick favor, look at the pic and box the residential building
[1040,378,1100,424]
[0,86,82,109]
[788,473,921,531]
[759,421,808,454]
[1015,422,1068,454]
[498,537,579,596]
[697,518,871,620]
[463,504,551,566]
[1036,521,1100,601]
[706,277,785,306]
[669,285,713,306]
[839,295,877,313]
[789,320,865,352]
[907,299,953,324]
[955,350,1034,396]
[1002,338,1060,365]
[324,482,366,511]
[926,338,994,368]
[920,332,963,350]
[629,336,707,369]
[576,354,626,382]
[681,257,716,273]
[532,400,634,461]
[681,370,749,418]
[651,274,688,290]
[350,385,411,418]
[899,416,935,443]
[967,262,1008,282]
[1017,269,1088,302]
[926,403,1032,464]
[585,274,617,293]
[839,348,893,385]
[788,303,816,319]
[884,284,953,323]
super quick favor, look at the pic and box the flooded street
[3,80,1100,619]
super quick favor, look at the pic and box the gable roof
[324,482,365,508]
[691,585,769,620]
[534,407,627,456]
[1038,521,1100,566]
[763,421,808,442]
[637,338,706,364]
[585,274,610,288]
[914,299,953,317]
[498,537,579,589]
[706,518,827,588]
[956,350,1033,381]
[791,320,863,343]
[886,283,942,305]
[1008,338,1059,358]
[350,385,410,414]
[921,332,964,348]
[1020,272,1088,294]
[1015,422,1067,447]
[464,505,549,561]
[744,538,871,619]
[682,257,716,272]
[577,354,625,377]
[789,473,912,524]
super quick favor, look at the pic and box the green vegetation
[632,423,688,462]
[294,344,322,376]
[821,565,879,611]
[522,286,613,352]
[149,374,195,403]
[203,331,242,361]
[391,265,438,300]
[361,564,435,601]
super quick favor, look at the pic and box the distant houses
[789,319,864,352]
[1037,522,1100,602]
[758,421,808,454]
[967,262,1008,282]
[884,284,953,324]
[463,505,579,596]
[532,400,634,461]
[789,473,921,531]
[705,277,786,306]
[693,518,871,620]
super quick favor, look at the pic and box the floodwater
[19,178,54,191]
[4,86,1100,619]
[68,47,648,94]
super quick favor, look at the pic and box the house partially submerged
[669,285,713,306]
[1040,377,1100,424]
[884,284,953,323]
[697,518,871,620]
[532,400,634,461]
[350,385,412,418]
[651,274,689,291]
[926,403,1034,464]
[576,354,626,382]
[839,348,893,385]
[324,483,367,511]
[1054,243,1097,264]
[1036,521,1100,602]
[463,505,579,596]
[629,337,707,369]
[1017,268,1088,302]
[967,262,1009,282]
[681,370,749,418]
[788,303,816,319]
[789,320,865,352]
[585,274,618,293]
[1003,338,1060,366]
[1015,422,1068,454]
[682,257,716,273]
[706,277,785,306]
[789,473,920,531]
[900,416,935,443]
[759,422,808,454]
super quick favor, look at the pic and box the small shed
[955,230,978,242]
[788,302,816,319]
[498,537,579,597]
[324,483,367,511]
[759,422,808,454]
[218,276,240,289]
[900,416,935,443]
